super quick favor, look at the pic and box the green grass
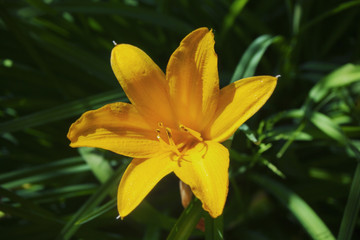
[1,0,360,239]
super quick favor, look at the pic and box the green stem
[337,162,360,240]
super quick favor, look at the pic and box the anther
[179,124,203,141]
[156,129,167,145]
[165,128,181,155]
[165,128,175,146]
[156,129,161,139]
[155,126,181,155]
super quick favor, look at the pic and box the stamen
[155,125,181,155]
[165,128,175,146]
[165,128,181,155]
[156,129,167,145]
[179,124,203,141]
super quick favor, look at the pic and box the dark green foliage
[1,0,359,239]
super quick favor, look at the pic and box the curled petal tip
[276,74,281,78]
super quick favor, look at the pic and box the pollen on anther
[156,129,161,139]
[179,124,203,141]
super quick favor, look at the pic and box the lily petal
[111,44,176,127]
[68,102,162,158]
[174,141,229,218]
[117,153,175,218]
[167,28,219,132]
[203,76,277,142]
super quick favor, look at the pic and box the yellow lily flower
[67,27,277,218]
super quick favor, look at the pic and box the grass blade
[205,214,224,240]
[76,198,116,225]
[220,0,249,42]
[309,111,347,145]
[52,1,192,33]
[301,1,360,32]
[167,198,202,240]
[230,34,280,83]
[338,162,360,240]
[0,187,59,222]
[57,164,126,240]
[0,90,126,134]
[0,157,83,184]
[251,174,335,240]
[79,147,114,184]
[308,64,360,104]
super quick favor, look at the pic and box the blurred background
[1,0,360,239]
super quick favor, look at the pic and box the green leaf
[52,1,192,34]
[338,163,360,240]
[308,64,360,104]
[79,147,114,184]
[0,157,90,189]
[230,34,281,83]
[251,174,336,240]
[0,157,83,184]
[238,124,259,144]
[260,158,286,179]
[76,198,117,225]
[0,90,127,134]
[131,201,177,231]
[0,187,59,223]
[309,111,347,145]
[220,0,249,41]
[301,1,360,32]
[167,198,202,240]
[205,214,223,240]
[57,164,126,240]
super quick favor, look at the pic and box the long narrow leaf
[52,2,192,33]
[167,198,203,240]
[79,147,114,184]
[0,90,127,134]
[205,214,224,240]
[251,174,335,240]
[220,0,249,41]
[308,64,360,104]
[230,34,280,83]
[57,164,126,240]
[338,163,360,240]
